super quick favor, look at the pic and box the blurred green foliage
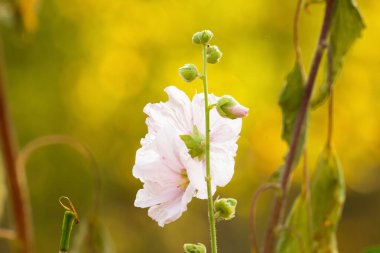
[0,0,379,253]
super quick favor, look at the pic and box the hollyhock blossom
[133,127,204,227]
[142,86,243,196]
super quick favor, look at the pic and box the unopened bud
[192,30,213,45]
[206,45,222,64]
[216,96,249,119]
[179,64,199,82]
[184,243,207,253]
[214,198,237,221]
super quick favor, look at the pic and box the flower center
[177,169,190,190]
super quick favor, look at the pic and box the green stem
[202,44,217,253]
[59,211,76,252]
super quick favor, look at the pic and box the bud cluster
[179,30,223,83]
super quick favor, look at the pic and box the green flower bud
[192,30,213,45]
[216,95,249,119]
[184,243,207,253]
[214,198,237,221]
[206,45,222,64]
[179,64,199,82]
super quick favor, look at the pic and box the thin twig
[0,38,33,253]
[262,0,335,252]
[249,183,281,253]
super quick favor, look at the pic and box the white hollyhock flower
[133,127,204,227]
[142,86,242,195]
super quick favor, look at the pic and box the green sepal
[180,125,206,159]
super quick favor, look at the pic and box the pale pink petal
[135,181,182,208]
[143,86,193,139]
[147,184,195,227]
[209,142,237,187]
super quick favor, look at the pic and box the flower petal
[147,184,195,227]
[134,181,182,208]
[209,142,237,187]
[143,86,193,142]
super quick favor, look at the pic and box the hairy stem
[262,0,335,252]
[0,40,32,253]
[202,44,217,253]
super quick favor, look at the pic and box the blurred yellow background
[0,0,379,252]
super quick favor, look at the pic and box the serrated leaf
[279,63,307,166]
[310,148,345,252]
[363,247,380,253]
[71,217,115,253]
[330,0,365,77]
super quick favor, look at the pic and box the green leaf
[180,125,206,159]
[363,247,380,253]
[279,63,307,166]
[276,194,312,253]
[310,148,345,252]
[277,148,345,253]
[311,65,331,109]
[312,0,365,109]
[330,0,365,77]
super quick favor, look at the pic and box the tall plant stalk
[262,0,335,252]
[202,44,218,253]
[0,42,32,253]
